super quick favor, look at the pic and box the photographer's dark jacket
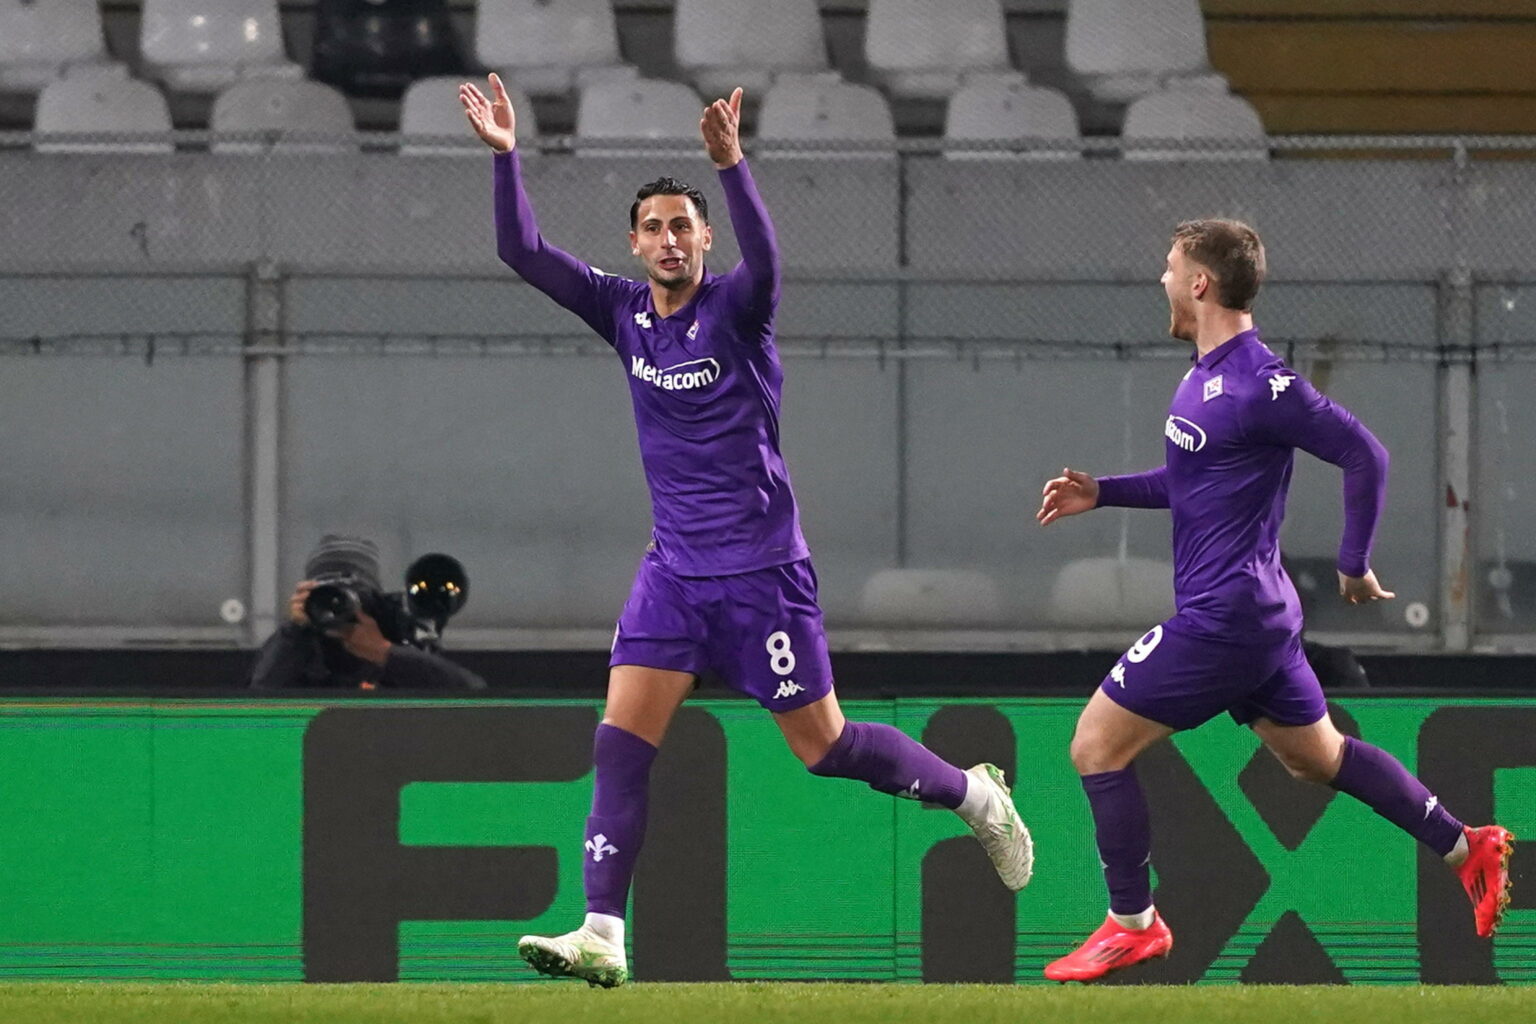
[248,624,487,691]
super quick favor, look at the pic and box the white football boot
[518,924,629,988]
[963,763,1035,890]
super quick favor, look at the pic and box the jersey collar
[1196,327,1262,371]
[645,269,717,322]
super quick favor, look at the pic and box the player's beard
[1168,297,1197,342]
[648,256,694,290]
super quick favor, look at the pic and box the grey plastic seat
[35,76,173,154]
[865,0,1011,101]
[210,79,356,154]
[945,82,1081,160]
[141,0,302,93]
[1122,89,1267,162]
[1066,0,1226,104]
[757,77,895,159]
[1048,557,1176,628]
[399,75,538,156]
[474,0,632,98]
[0,0,123,92]
[860,569,1007,628]
[674,0,828,101]
[575,78,701,157]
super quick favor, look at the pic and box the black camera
[304,552,469,649]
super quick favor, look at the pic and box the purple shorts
[1099,620,1326,731]
[609,556,834,712]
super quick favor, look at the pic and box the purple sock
[583,723,658,918]
[1330,735,1464,856]
[1081,767,1154,916]
[808,720,968,810]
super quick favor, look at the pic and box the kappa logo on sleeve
[1269,373,1296,401]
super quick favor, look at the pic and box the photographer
[249,535,486,691]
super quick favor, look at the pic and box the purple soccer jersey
[493,150,808,577]
[1096,328,1389,644]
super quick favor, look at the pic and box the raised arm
[462,75,615,337]
[1245,369,1394,601]
[701,88,781,319]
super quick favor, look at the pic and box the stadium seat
[311,0,465,99]
[757,77,895,158]
[1048,557,1175,628]
[475,0,632,98]
[400,75,538,156]
[141,0,303,93]
[1066,0,1226,104]
[944,82,1081,160]
[673,0,828,101]
[574,78,701,157]
[1121,88,1268,161]
[0,0,123,93]
[865,0,1011,101]
[34,77,173,154]
[859,569,1007,627]
[210,79,356,154]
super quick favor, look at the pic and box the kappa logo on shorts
[1110,662,1127,687]
[772,679,805,700]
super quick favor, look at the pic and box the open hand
[701,87,744,169]
[1338,569,1395,604]
[460,73,517,153]
[1037,467,1100,526]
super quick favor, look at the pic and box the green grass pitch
[1,983,1533,1024]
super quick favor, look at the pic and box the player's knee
[1070,731,1118,775]
[1275,751,1333,785]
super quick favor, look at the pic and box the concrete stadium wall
[1,154,1532,642]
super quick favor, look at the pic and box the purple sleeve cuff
[1095,467,1170,510]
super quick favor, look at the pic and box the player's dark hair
[630,178,709,229]
[1171,219,1266,312]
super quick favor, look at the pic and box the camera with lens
[304,548,469,651]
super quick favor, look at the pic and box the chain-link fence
[2,134,1534,651]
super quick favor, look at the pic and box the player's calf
[807,722,1034,890]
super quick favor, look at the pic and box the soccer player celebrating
[1035,219,1513,983]
[460,75,1033,988]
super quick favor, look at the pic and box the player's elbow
[496,241,529,272]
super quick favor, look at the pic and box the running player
[460,76,1033,988]
[1035,218,1513,983]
